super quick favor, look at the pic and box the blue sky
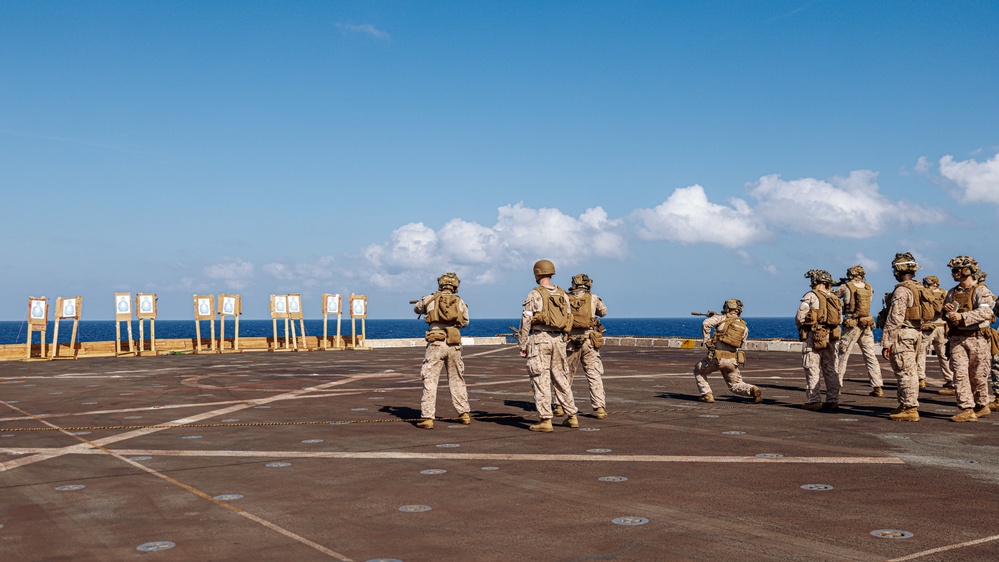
[2,1,997,321]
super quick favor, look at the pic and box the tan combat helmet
[846,265,866,279]
[722,299,743,315]
[891,252,920,281]
[805,269,833,287]
[437,272,460,292]
[570,274,592,291]
[922,275,940,287]
[948,255,979,279]
[533,259,556,278]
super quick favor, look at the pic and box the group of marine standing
[410,253,998,431]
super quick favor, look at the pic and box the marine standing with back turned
[795,270,843,411]
[413,272,471,429]
[564,274,610,419]
[880,253,925,422]
[693,300,762,404]
[519,259,579,432]
[834,265,885,397]
[916,275,955,395]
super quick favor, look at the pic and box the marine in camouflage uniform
[413,272,471,429]
[880,253,925,421]
[795,270,843,410]
[917,275,955,395]
[943,256,996,422]
[834,265,884,396]
[968,270,999,412]
[519,259,579,432]
[564,274,610,419]
[694,299,762,404]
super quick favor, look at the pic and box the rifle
[690,311,719,318]
[832,277,850,287]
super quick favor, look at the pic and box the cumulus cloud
[262,256,336,288]
[203,258,255,290]
[633,185,769,247]
[938,151,999,205]
[748,170,945,237]
[335,22,391,40]
[361,203,627,289]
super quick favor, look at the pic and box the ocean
[0,317,838,345]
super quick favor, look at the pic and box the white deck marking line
[1,448,905,464]
[887,534,999,561]
[463,346,517,358]
[0,409,353,560]
[0,375,368,473]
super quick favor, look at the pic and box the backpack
[714,317,748,348]
[425,293,463,324]
[568,292,594,330]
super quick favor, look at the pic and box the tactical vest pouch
[589,330,604,349]
[831,325,841,341]
[736,350,746,365]
[715,318,748,348]
[812,325,831,350]
[569,293,593,330]
[843,318,858,329]
[988,327,999,356]
[858,316,875,329]
[445,326,461,345]
[425,329,446,343]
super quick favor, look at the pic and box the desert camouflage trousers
[949,333,992,410]
[835,325,883,388]
[917,325,953,383]
[420,342,469,419]
[887,327,922,409]
[802,332,840,404]
[991,353,999,398]
[565,334,606,410]
[525,330,578,419]
[694,355,753,397]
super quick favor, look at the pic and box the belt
[530,328,562,335]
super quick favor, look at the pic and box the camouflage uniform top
[881,284,917,346]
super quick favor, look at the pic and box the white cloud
[262,256,337,288]
[361,203,627,290]
[764,264,778,276]
[853,253,880,275]
[203,258,254,290]
[748,170,945,237]
[335,22,390,41]
[939,151,999,205]
[633,185,768,247]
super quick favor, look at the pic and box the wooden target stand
[270,294,308,351]
[114,292,136,356]
[218,294,242,353]
[193,294,216,353]
[50,296,82,360]
[25,296,49,360]
[136,293,157,355]
[349,293,370,350]
[322,293,345,350]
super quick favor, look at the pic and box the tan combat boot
[989,398,999,412]
[562,414,579,428]
[918,379,927,389]
[529,418,554,433]
[869,387,884,397]
[553,405,566,417]
[801,402,822,411]
[699,393,715,403]
[938,382,956,396]
[458,412,472,425]
[594,407,608,419]
[888,407,919,422]
[973,405,991,418]
[750,386,763,403]
[950,409,978,422]
[416,418,435,429]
